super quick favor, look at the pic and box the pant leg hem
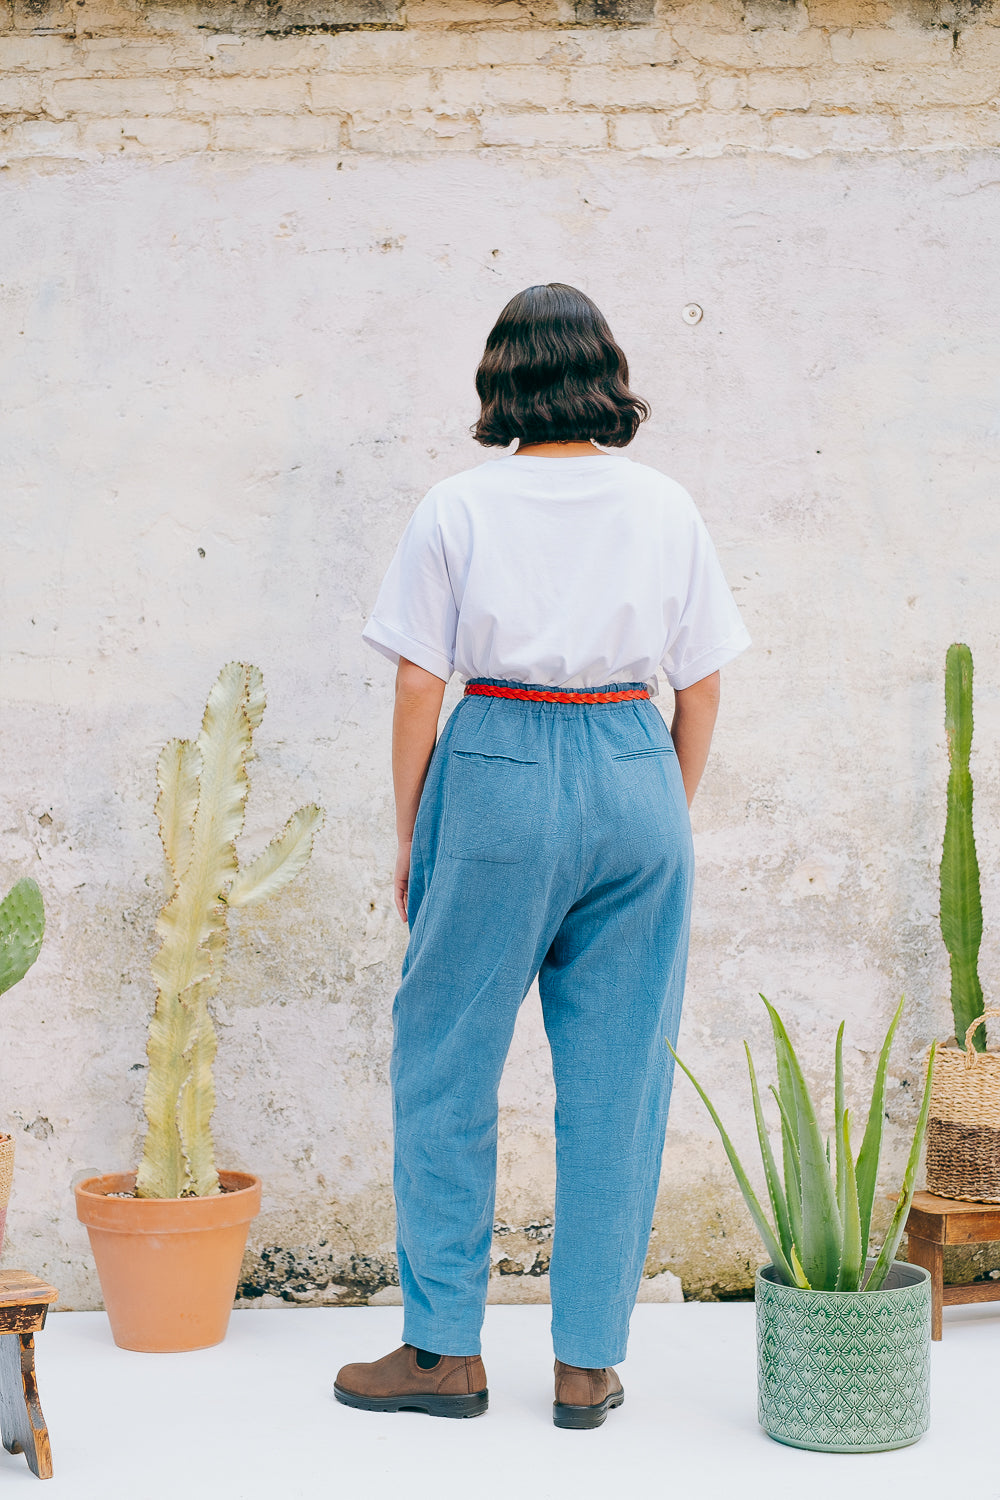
[402,1323,483,1358]
[553,1345,627,1367]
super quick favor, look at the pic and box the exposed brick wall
[1,0,999,164]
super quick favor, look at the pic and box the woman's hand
[394,840,412,924]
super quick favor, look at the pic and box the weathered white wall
[2,0,1000,1307]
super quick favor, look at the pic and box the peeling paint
[492,1219,553,1277]
[238,1243,398,1305]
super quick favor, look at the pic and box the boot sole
[552,1392,624,1430]
[334,1384,488,1419]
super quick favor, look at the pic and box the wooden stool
[0,1272,58,1479]
[905,1191,1000,1341]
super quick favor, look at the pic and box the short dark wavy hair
[472,283,650,449]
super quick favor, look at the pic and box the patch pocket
[444,751,539,864]
[611,745,675,761]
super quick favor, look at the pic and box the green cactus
[136,662,323,1199]
[0,878,44,997]
[940,643,986,1052]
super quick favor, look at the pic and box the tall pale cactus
[136,662,323,1199]
[0,878,45,997]
[940,643,985,1052]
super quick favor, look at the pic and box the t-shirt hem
[362,618,454,683]
[665,631,752,691]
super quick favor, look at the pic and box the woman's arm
[670,671,721,807]
[392,657,447,922]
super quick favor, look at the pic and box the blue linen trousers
[391,679,695,1368]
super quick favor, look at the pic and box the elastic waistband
[464,680,650,705]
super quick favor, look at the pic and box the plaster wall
[2,0,1000,1309]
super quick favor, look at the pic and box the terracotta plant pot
[75,1170,261,1352]
[0,1135,13,1255]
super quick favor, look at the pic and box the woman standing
[336,283,750,1429]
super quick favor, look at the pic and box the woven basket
[926,1011,1000,1203]
[0,1134,13,1256]
[0,1135,13,1209]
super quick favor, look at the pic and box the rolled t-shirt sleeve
[661,502,751,691]
[362,494,458,683]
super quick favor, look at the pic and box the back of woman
[336,283,750,1431]
[367,451,744,692]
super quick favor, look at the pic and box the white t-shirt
[362,454,750,692]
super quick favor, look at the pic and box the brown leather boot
[334,1345,488,1419]
[553,1358,624,1429]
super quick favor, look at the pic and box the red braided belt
[464,683,650,704]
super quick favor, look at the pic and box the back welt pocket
[611,746,674,761]
[444,751,539,864]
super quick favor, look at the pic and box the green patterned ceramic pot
[756,1261,931,1453]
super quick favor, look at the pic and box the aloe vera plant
[941,643,986,1052]
[136,662,323,1200]
[669,997,936,1292]
[0,878,44,997]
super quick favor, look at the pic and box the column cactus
[136,662,323,1199]
[940,643,986,1052]
[0,876,43,1254]
[0,878,44,998]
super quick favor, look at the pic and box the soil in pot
[756,1261,931,1453]
[74,1170,261,1353]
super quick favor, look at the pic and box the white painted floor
[2,1301,997,1499]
